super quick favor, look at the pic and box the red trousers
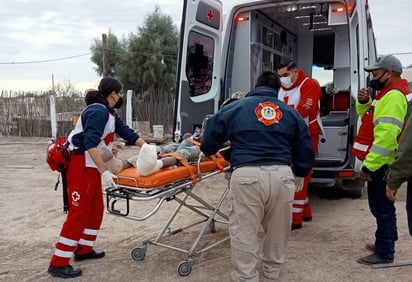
[50,154,104,267]
[292,171,312,225]
[292,134,318,225]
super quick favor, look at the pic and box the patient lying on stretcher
[100,126,208,176]
[101,91,246,176]
[137,134,206,176]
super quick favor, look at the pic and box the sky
[1,0,412,92]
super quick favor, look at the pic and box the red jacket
[352,79,410,161]
[279,69,322,136]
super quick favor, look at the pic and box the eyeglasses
[116,91,124,98]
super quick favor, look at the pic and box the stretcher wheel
[177,260,192,276]
[209,221,216,233]
[131,246,146,261]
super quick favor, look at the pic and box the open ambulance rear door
[173,0,223,142]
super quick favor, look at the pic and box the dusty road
[0,136,411,281]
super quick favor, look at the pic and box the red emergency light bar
[237,16,249,23]
[338,170,355,178]
[332,7,345,13]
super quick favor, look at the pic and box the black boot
[74,249,105,262]
[48,265,82,278]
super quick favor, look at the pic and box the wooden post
[102,33,110,77]
[126,90,133,128]
[50,95,57,138]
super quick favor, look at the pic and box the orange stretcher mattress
[114,157,229,189]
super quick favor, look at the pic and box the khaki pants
[229,165,295,282]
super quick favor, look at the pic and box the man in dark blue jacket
[200,71,314,281]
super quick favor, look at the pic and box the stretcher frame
[105,151,231,276]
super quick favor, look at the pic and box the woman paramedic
[47,77,146,279]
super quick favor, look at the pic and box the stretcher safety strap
[186,136,201,146]
[160,152,200,183]
[209,154,225,172]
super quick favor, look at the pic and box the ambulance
[173,0,377,194]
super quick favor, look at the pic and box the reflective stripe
[370,144,392,156]
[54,249,73,258]
[293,199,305,205]
[57,236,78,247]
[79,238,95,247]
[292,207,304,213]
[374,116,403,129]
[406,93,412,102]
[304,197,309,204]
[83,228,99,236]
[353,142,369,152]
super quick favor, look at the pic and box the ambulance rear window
[186,31,214,97]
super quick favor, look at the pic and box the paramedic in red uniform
[200,71,314,281]
[277,61,323,230]
[353,55,410,265]
[47,77,146,278]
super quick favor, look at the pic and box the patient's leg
[100,146,113,163]
[127,153,177,170]
[126,155,139,167]
[101,146,132,174]
[161,157,178,168]
[157,143,179,153]
[177,146,201,162]
[137,144,163,176]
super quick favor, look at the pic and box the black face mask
[114,97,124,109]
[369,72,388,91]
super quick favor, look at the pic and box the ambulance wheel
[131,246,146,261]
[209,221,216,233]
[177,260,192,276]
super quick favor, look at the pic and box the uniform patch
[304,98,313,109]
[72,191,80,206]
[255,101,283,126]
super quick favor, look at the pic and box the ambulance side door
[173,0,222,142]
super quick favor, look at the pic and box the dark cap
[364,55,402,74]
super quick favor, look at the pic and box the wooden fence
[0,90,174,138]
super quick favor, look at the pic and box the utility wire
[0,53,92,65]
[382,52,412,56]
[2,49,411,66]
[0,48,178,65]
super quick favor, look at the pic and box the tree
[89,6,179,94]
[47,80,84,113]
[128,6,179,93]
[51,80,82,97]
[90,31,126,77]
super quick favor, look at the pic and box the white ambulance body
[173,0,377,192]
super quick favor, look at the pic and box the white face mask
[280,76,293,88]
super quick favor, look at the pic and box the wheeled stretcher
[105,149,231,276]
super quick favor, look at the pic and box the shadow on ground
[309,185,363,200]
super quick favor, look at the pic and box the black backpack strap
[58,164,69,213]
[61,170,69,213]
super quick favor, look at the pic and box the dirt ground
[1,136,412,282]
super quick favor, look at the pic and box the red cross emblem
[72,191,80,202]
[255,101,283,126]
[207,9,214,22]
